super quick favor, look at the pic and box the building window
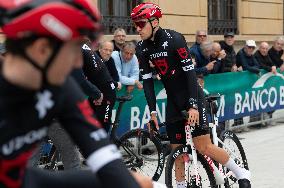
[208,0,238,35]
[99,0,142,35]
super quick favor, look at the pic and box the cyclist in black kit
[0,1,160,188]
[131,3,251,188]
[81,41,117,132]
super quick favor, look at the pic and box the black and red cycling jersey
[0,75,139,188]
[137,28,199,113]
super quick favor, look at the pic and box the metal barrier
[225,110,284,131]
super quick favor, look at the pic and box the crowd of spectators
[96,27,283,132]
[188,30,284,131]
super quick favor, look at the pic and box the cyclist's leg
[88,83,116,133]
[48,121,81,170]
[193,86,251,186]
[165,98,186,186]
[22,167,101,188]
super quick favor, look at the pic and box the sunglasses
[198,35,207,38]
[133,20,149,29]
[247,46,255,49]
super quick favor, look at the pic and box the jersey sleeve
[71,68,101,100]
[136,42,156,112]
[57,78,140,188]
[172,33,198,109]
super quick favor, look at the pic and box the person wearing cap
[131,2,251,188]
[236,40,260,74]
[219,32,238,72]
[0,0,158,188]
[268,36,284,71]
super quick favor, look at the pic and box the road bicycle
[165,94,249,188]
[34,95,166,180]
[114,95,167,181]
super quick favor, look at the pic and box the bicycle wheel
[219,130,249,187]
[37,144,64,171]
[165,145,217,188]
[117,129,164,181]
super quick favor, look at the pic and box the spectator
[195,41,220,76]
[190,30,208,65]
[219,32,238,72]
[254,42,276,126]
[112,41,143,94]
[254,42,277,74]
[268,36,284,71]
[112,28,127,51]
[97,41,121,90]
[236,40,260,74]
[210,42,226,73]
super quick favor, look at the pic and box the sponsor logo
[90,129,108,141]
[164,30,172,38]
[41,14,72,40]
[253,72,284,88]
[150,51,168,59]
[82,44,91,50]
[1,127,48,156]
[110,82,115,90]
[182,64,194,71]
[176,133,182,140]
[150,9,156,16]
[36,90,54,119]
[104,104,110,122]
[153,58,168,75]
[91,54,98,68]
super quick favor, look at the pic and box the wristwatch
[188,98,198,110]
[191,104,198,110]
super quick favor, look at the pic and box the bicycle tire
[165,145,217,188]
[117,129,165,181]
[219,130,249,187]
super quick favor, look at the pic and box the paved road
[237,123,284,187]
[156,121,284,187]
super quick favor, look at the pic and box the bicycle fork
[184,124,201,186]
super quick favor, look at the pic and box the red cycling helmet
[0,0,101,41]
[131,2,162,22]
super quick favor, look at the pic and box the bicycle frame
[184,123,201,186]
[206,100,245,185]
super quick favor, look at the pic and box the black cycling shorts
[165,86,209,144]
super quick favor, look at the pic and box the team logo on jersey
[35,90,54,119]
[162,41,168,49]
[177,47,188,59]
[153,58,168,75]
[176,133,182,140]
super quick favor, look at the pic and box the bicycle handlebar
[116,95,133,102]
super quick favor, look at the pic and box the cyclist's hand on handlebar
[93,93,103,105]
[147,114,159,132]
[187,108,199,125]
